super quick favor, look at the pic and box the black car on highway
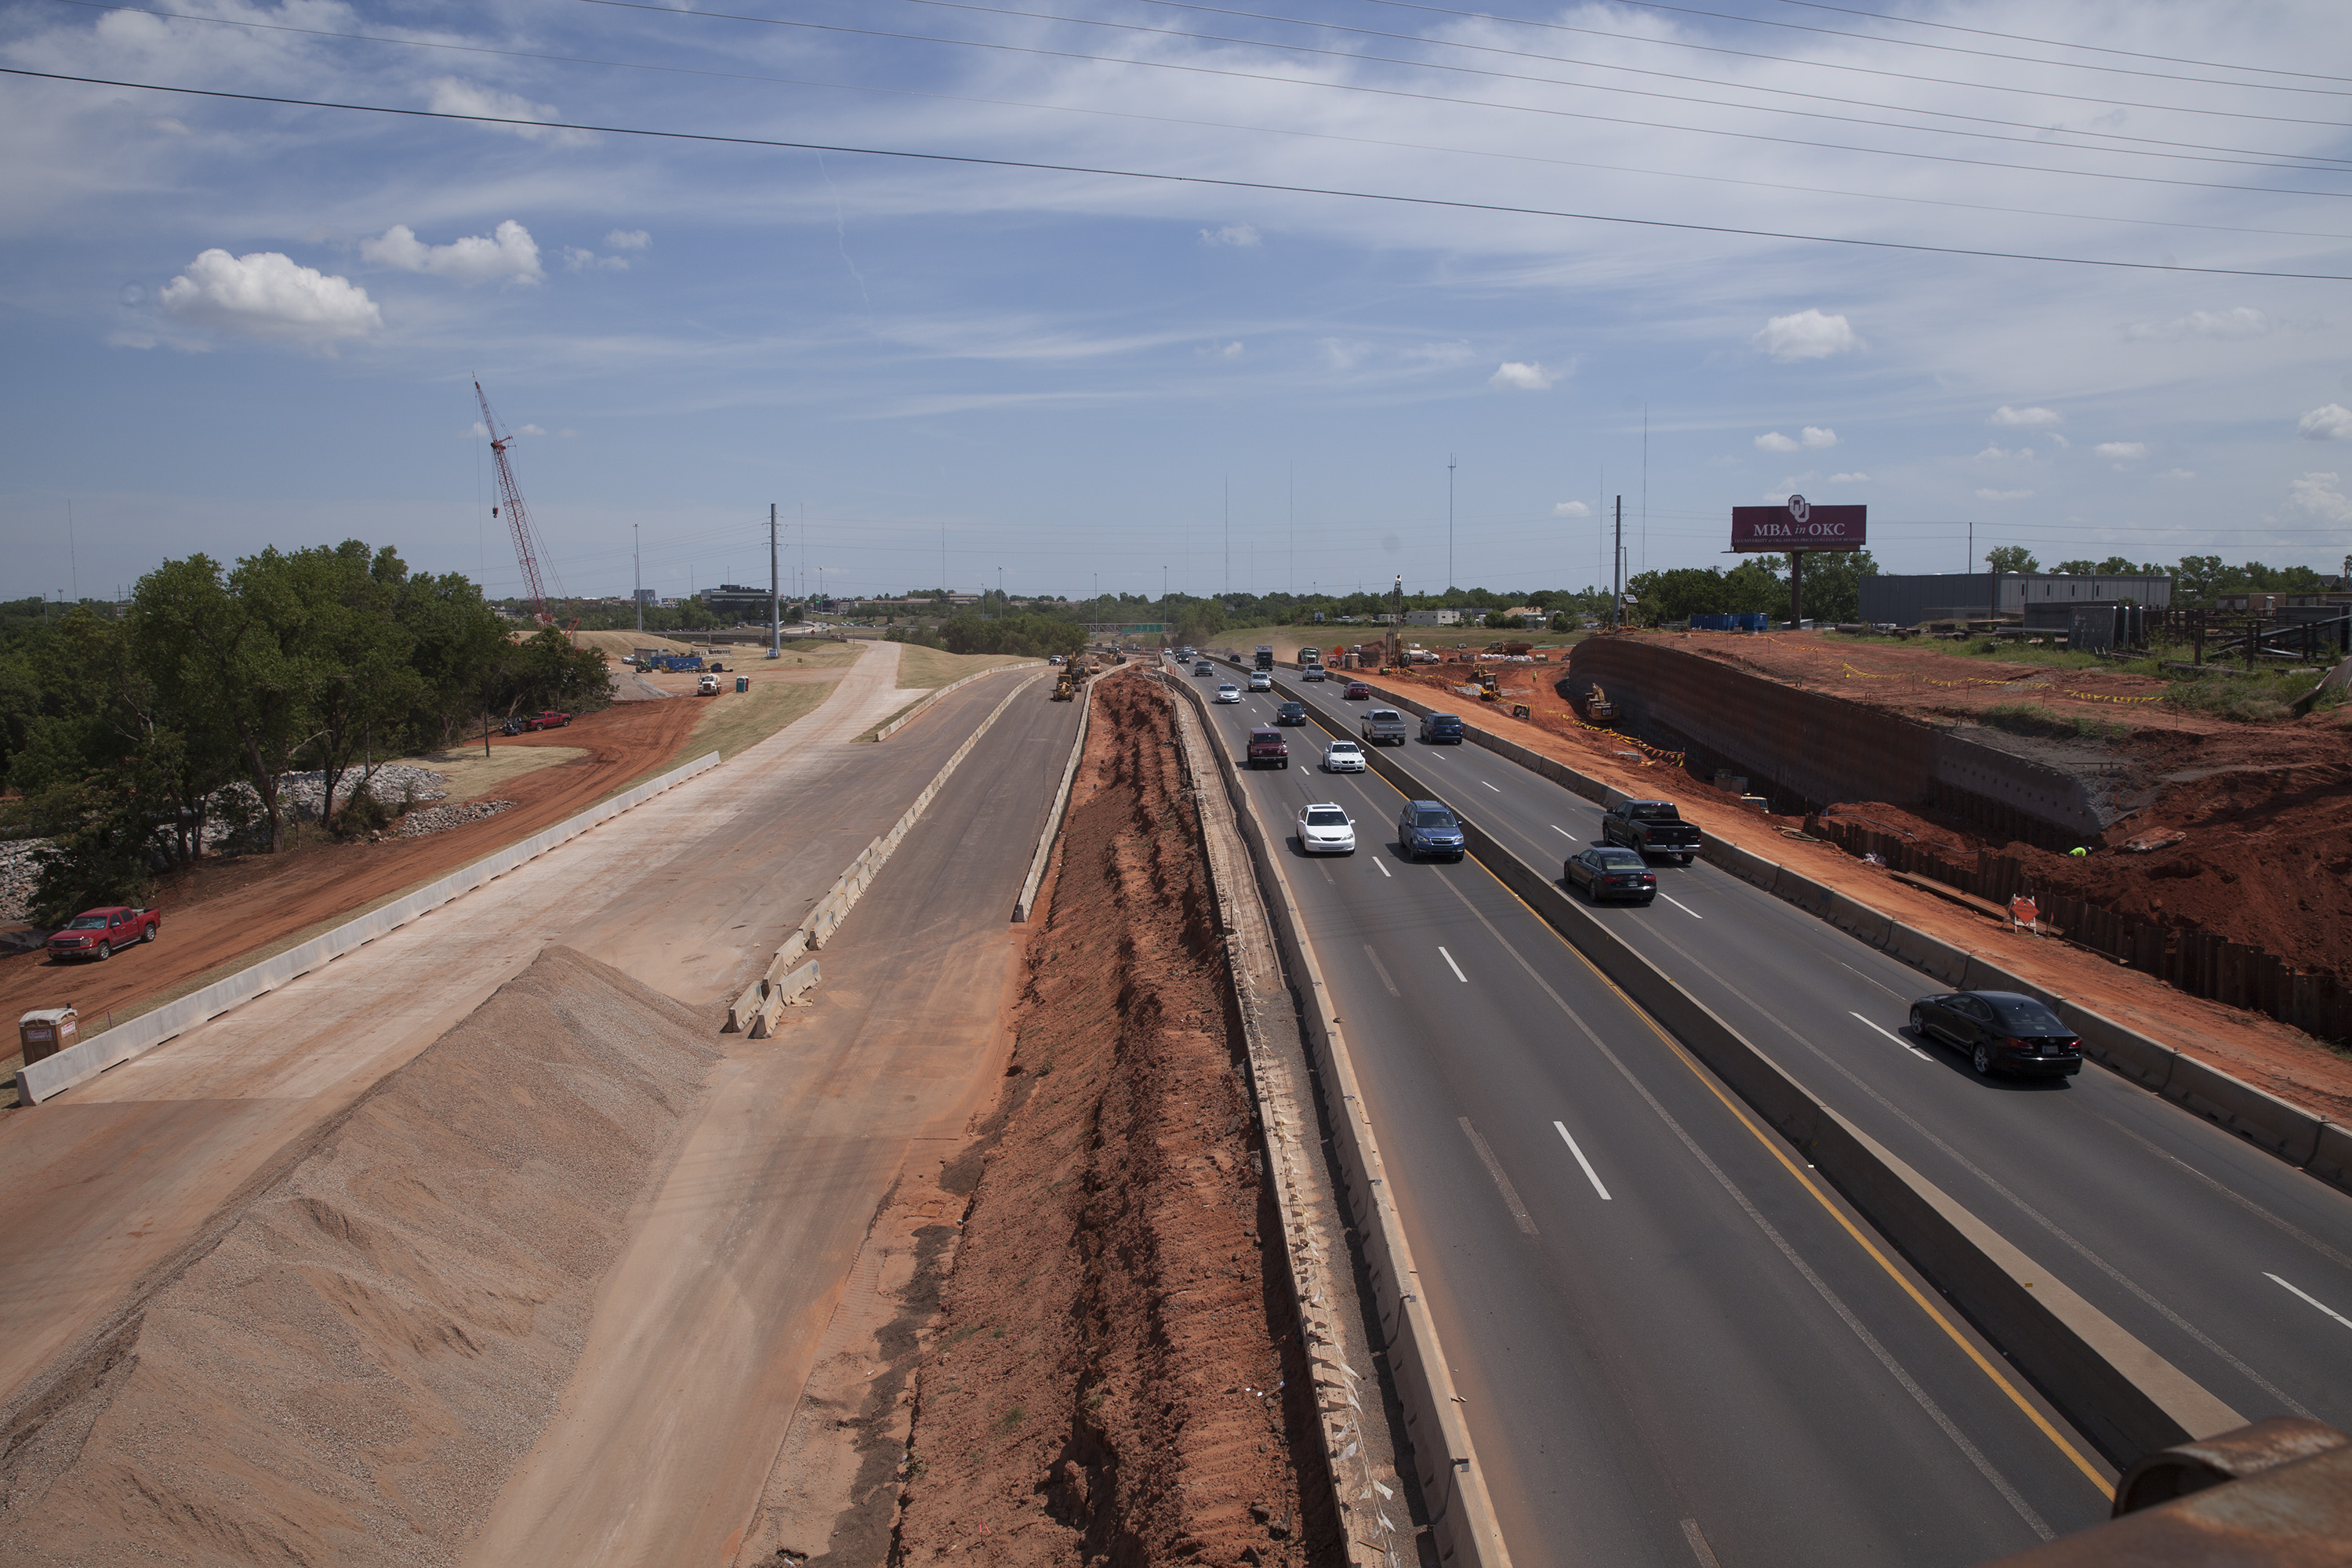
[1909,990,2083,1078]
[1565,846,1657,904]
[1274,701,1308,725]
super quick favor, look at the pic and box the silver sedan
[1214,683,1243,703]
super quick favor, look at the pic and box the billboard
[1730,495,1866,553]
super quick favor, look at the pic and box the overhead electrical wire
[567,0,2352,199]
[47,0,2352,243]
[6,65,2343,280]
[1770,0,2352,87]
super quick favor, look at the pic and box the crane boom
[474,378,557,625]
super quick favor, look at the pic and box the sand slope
[0,947,720,1567]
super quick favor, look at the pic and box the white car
[1296,803,1356,855]
[1214,683,1243,703]
[1247,670,1273,691]
[1321,740,1367,773]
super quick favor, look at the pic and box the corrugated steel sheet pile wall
[1806,815,2351,1044]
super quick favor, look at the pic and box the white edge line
[1853,1010,1934,1061]
[1659,892,1704,919]
[1554,1120,1613,1200]
[1439,945,1469,983]
[2267,1272,2352,1331]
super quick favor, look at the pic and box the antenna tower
[474,378,564,625]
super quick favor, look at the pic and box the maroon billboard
[1730,495,1865,552]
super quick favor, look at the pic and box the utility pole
[633,524,642,633]
[1612,495,1624,631]
[1447,454,1457,595]
[1224,475,1230,600]
[770,503,781,656]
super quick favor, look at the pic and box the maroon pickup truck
[47,906,161,962]
[1247,728,1290,769]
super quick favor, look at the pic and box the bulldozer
[1581,684,1617,722]
[1051,669,1077,701]
[1475,668,1502,702]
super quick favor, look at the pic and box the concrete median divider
[749,961,820,1039]
[724,673,1046,1031]
[16,750,725,1107]
[1171,669,1512,1568]
[1264,670,2350,1200]
[1013,677,1092,923]
[873,661,1036,741]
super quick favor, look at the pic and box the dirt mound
[891,677,1333,1568]
[0,946,720,1567]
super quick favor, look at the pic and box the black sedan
[1273,701,1308,724]
[1909,990,2083,1078]
[1565,846,1656,904]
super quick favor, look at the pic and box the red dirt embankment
[891,677,1334,1568]
[0,695,704,1048]
[0,946,720,1566]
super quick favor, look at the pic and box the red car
[1247,729,1290,769]
[525,709,574,731]
[1344,681,1373,700]
[47,906,161,962]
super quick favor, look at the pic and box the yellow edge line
[1476,851,2118,1501]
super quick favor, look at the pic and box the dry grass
[401,744,590,802]
[685,677,842,760]
[892,643,1040,690]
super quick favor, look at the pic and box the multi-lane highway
[1179,655,2352,1567]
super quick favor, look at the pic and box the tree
[290,542,426,831]
[1984,546,2040,574]
[399,570,511,747]
[1792,550,1880,625]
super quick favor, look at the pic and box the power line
[575,0,2352,190]
[45,1,2351,241]
[9,67,2344,279]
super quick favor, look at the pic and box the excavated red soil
[891,677,1335,1568]
[0,692,705,1051]
[0,946,720,1566]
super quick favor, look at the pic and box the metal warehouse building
[1859,572,2172,627]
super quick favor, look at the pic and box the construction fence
[1806,815,2352,1045]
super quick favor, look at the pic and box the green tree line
[1,543,611,924]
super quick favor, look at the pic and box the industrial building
[1858,572,2172,627]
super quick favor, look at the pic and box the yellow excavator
[1475,668,1502,702]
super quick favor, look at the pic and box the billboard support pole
[1613,494,1623,631]
[1790,550,1804,629]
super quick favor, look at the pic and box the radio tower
[474,378,563,625]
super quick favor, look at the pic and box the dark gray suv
[1396,800,1466,862]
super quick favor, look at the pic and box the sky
[3,0,2350,608]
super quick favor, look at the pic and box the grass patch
[401,742,590,802]
[2160,670,2320,724]
[688,677,840,760]
[891,643,1039,691]
[1980,702,2125,741]
[858,699,926,742]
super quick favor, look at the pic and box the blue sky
[4,0,2350,606]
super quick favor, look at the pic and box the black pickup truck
[1600,800,1703,865]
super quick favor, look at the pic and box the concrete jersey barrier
[873,661,1035,741]
[1280,664,2349,1199]
[16,750,724,1106]
[1013,678,1093,923]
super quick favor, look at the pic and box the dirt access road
[0,645,1039,1435]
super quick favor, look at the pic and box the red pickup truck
[46,906,161,962]
[526,709,573,731]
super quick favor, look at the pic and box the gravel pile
[264,764,452,821]
[0,839,46,924]
[395,799,516,839]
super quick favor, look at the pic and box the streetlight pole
[769,503,780,657]
[633,524,641,634]
[1447,453,1457,596]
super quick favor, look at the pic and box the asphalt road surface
[1185,659,2165,1568]
[1258,665,2352,1449]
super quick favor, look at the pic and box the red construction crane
[474,378,565,626]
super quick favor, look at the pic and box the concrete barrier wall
[1013,681,1094,923]
[1167,669,1512,1568]
[17,750,725,1105]
[873,661,1034,741]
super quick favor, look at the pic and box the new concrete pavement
[1186,662,2132,1567]
[1257,667,2352,1454]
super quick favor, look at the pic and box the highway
[1181,662,2120,1566]
[1245,664,2352,1454]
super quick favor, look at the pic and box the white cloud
[563,245,628,273]
[2288,473,2352,523]
[2095,441,2148,461]
[2158,467,2196,481]
[1828,471,1869,484]
[1754,431,1799,453]
[1990,405,2063,427]
[1754,309,1859,362]
[2297,403,2352,441]
[1975,488,2034,501]
[1199,222,1261,248]
[604,229,651,251]
[2048,433,2071,448]
[1552,500,1592,517]
[361,220,544,285]
[2129,307,2268,341]
[515,423,548,437]
[1976,445,2034,462]
[1801,426,1838,448]
[1490,361,1556,390]
[1317,337,1370,371]
[154,249,381,348]
[1197,339,1243,358]
[426,78,595,147]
